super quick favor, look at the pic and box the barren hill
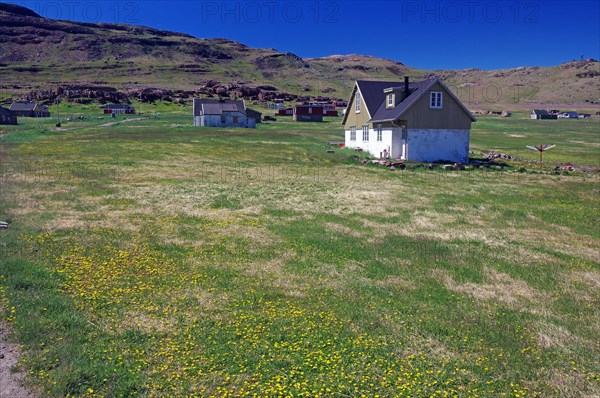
[1,2,598,106]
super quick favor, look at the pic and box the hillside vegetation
[1,2,599,105]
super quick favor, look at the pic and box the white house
[342,77,476,163]
[192,98,256,128]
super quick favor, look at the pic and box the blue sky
[9,0,600,70]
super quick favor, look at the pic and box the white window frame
[386,94,394,108]
[430,91,442,109]
[355,91,361,113]
[350,125,356,141]
[376,124,382,141]
[308,107,312,114]
[362,125,369,142]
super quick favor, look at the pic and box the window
[350,125,356,141]
[376,124,382,141]
[308,107,312,114]
[355,92,361,113]
[430,91,442,109]
[386,94,394,108]
[362,125,369,142]
[401,128,408,141]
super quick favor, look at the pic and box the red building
[293,105,323,122]
[103,104,136,114]
[276,107,294,116]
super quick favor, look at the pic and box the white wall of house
[345,128,398,158]
[194,111,249,128]
[406,129,469,163]
[345,128,469,162]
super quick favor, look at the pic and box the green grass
[0,104,599,397]
[470,112,600,167]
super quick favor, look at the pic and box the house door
[233,116,239,124]
[401,128,408,160]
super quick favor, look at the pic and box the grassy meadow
[0,104,599,397]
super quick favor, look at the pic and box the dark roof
[342,78,476,125]
[532,109,549,115]
[10,102,39,111]
[104,104,134,109]
[355,80,401,117]
[246,108,262,117]
[0,106,13,116]
[193,99,246,116]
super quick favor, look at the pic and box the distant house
[9,102,50,117]
[0,106,17,125]
[103,104,136,115]
[343,77,476,163]
[333,100,348,108]
[530,109,557,120]
[293,105,323,122]
[269,103,285,110]
[558,111,579,119]
[246,108,262,124]
[277,107,294,116]
[192,98,255,128]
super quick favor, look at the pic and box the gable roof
[193,99,246,116]
[341,80,399,125]
[342,78,476,125]
[246,108,262,117]
[10,102,42,112]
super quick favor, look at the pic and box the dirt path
[0,323,35,398]
[100,117,144,127]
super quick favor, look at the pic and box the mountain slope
[0,2,598,105]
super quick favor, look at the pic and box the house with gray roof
[192,98,255,128]
[342,77,476,162]
[9,102,50,117]
[530,109,557,120]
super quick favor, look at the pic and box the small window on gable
[355,91,361,113]
[430,91,442,109]
[386,94,394,108]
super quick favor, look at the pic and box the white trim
[386,93,395,108]
[430,91,443,109]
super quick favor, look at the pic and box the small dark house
[0,106,17,125]
[293,105,323,122]
[277,107,294,116]
[10,102,50,117]
[246,108,262,124]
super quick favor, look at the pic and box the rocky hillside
[1,2,598,106]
